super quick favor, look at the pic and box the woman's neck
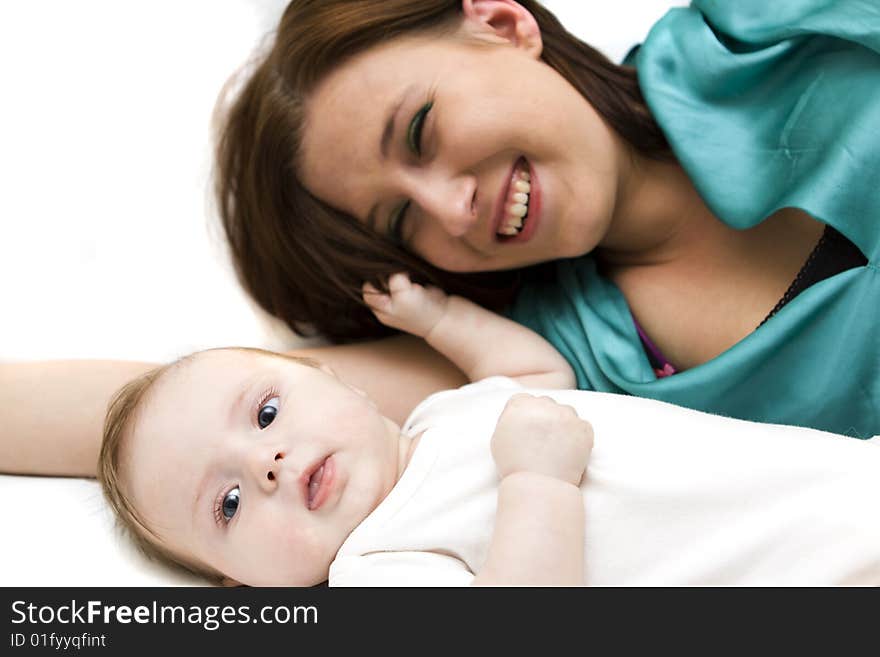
[596,156,710,269]
[592,153,826,369]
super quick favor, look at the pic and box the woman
[216,0,878,434]
[2,0,878,478]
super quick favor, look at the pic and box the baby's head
[98,347,407,586]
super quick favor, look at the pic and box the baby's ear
[221,576,242,587]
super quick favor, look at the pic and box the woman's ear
[461,0,542,57]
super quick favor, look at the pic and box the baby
[99,275,880,586]
[100,274,593,586]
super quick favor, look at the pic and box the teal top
[508,0,880,438]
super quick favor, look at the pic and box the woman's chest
[612,208,827,370]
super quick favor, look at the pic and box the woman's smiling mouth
[493,157,539,243]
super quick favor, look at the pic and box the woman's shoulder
[636,0,880,258]
[687,0,880,50]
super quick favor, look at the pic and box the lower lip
[307,455,335,511]
[499,158,541,244]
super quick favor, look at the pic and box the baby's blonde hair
[97,347,321,584]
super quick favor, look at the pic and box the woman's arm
[0,335,466,477]
[0,359,156,477]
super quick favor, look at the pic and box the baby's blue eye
[258,396,280,429]
[222,487,240,521]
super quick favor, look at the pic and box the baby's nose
[249,448,285,492]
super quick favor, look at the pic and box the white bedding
[4,476,204,586]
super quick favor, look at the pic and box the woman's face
[299,11,629,273]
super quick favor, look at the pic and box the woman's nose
[411,173,478,238]
[246,446,285,493]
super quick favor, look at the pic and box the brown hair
[97,347,321,584]
[215,0,672,343]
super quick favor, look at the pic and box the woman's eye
[407,101,433,156]
[389,201,411,244]
[257,396,280,429]
[222,487,240,521]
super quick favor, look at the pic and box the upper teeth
[498,166,531,236]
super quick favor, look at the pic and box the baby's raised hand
[363,273,449,338]
[490,394,594,487]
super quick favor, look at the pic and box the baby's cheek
[230,519,321,587]
[321,395,385,438]
[273,525,332,586]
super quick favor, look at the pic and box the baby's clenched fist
[363,272,449,338]
[490,394,594,487]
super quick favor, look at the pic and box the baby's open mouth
[307,460,326,509]
[497,157,531,239]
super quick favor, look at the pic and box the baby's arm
[364,274,575,389]
[474,394,593,586]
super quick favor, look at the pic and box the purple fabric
[633,318,677,378]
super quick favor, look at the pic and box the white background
[0,0,684,365]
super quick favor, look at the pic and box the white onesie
[329,378,880,586]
